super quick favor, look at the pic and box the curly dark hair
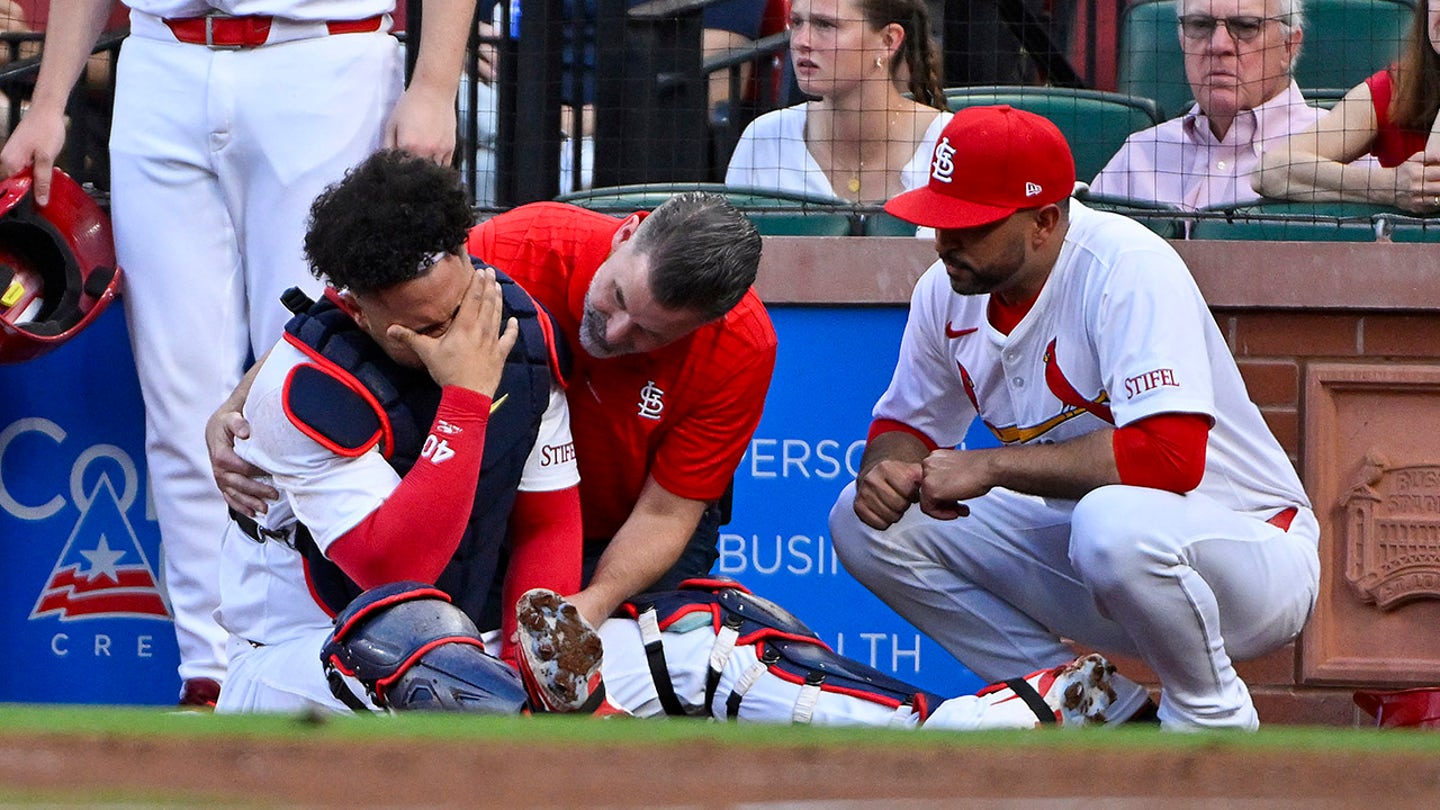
[303,149,474,294]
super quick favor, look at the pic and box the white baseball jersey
[874,200,1309,517]
[215,339,580,647]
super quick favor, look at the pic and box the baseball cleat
[176,677,222,710]
[974,653,1118,728]
[515,588,606,713]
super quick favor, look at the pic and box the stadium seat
[861,212,921,236]
[1188,200,1396,241]
[943,86,1162,183]
[1117,0,1415,121]
[555,183,859,236]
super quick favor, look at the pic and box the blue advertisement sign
[726,306,992,698]
[0,306,180,705]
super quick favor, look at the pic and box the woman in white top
[725,0,950,203]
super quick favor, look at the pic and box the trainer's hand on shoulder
[391,264,518,398]
[853,458,923,530]
[206,407,276,516]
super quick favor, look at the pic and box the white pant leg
[215,629,351,715]
[1069,486,1320,730]
[108,33,402,686]
[828,482,1153,721]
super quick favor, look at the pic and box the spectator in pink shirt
[1090,0,1322,210]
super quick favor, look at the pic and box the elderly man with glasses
[1090,0,1322,209]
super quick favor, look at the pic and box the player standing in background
[0,0,475,706]
[828,106,1320,730]
[212,192,777,632]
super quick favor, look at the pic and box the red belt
[163,14,384,49]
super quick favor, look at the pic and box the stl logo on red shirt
[434,420,463,436]
[638,380,665,420]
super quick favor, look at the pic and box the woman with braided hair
[725,0,949,204]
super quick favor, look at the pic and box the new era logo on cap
[885,105,1076,230]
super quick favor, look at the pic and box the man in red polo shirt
[214,192,775,628]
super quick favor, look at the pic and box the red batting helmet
[0,166,121,364]
[1354,687,1440,729]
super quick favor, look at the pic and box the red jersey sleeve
[327,387,491,588]
[1112,411,1210,494]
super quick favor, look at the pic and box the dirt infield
[4,722,1440,807]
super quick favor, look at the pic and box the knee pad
[321,581,527,714]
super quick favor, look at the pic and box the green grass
[3,703,1439,755]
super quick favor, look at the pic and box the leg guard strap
[638,606,691,717]
[1004,676,1058,725]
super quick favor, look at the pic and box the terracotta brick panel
[1358,315,1440,357]
[1226,312,1361,358]
[1260,406,1299,459]
[1236,642,1299,685]
[1251,686,1358,726]
[1238,358,1299,407]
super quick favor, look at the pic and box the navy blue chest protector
[281,264,565,625]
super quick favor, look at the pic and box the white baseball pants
[828,483,1320,730]
[109,21,403,687]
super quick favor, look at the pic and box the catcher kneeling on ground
[213,150,603,715]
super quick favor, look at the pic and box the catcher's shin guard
[321,581,528,713]
[626,579,942,724]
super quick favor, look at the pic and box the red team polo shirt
[468,202,777,542]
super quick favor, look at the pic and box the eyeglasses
[1178,15,1284,42]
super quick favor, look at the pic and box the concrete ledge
[756,236,1440,311]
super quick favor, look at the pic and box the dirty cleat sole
[515,588,605,713]
[1049,653,1118,726]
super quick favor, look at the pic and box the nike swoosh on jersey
[490,393,509,414]
[945,323,979,338]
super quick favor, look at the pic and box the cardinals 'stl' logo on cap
[931,137,957,184]
[1025,182,1043,197]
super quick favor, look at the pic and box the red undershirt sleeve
[1111,412,1211,494]
[867,418,940,450]
[497,485,582,666]
[328,386,491,589]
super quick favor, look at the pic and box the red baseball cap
[885,105,1075,229]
